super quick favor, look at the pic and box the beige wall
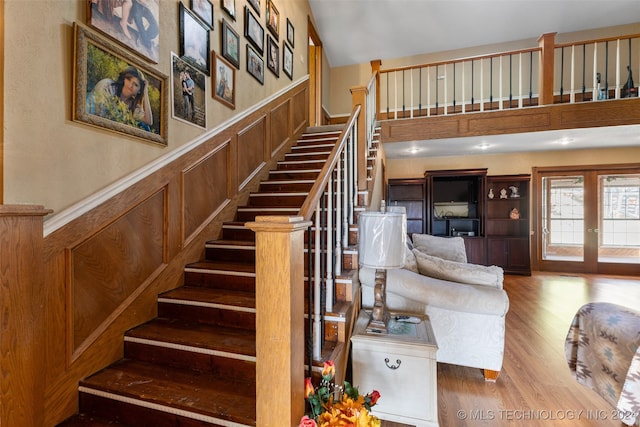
[3,0,313,215]
[386,145,640,179]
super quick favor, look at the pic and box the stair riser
[124,341,256,382]
[235,210,298,222]
[183,271,255,292]
[78,393,253,427]
[247,195,307,207]
[221,226,254,241]
[258,182,314,192]
[276,162,327,170]
[205,246,255,262]
[268,171,320,180]
[289,145,335,154]
[284,153,331,161]
[158,302,256,330]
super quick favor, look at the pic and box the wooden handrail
[379,47,542,74]
[555,32,640,49]
[297,105,361,221]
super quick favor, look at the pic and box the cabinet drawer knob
[384,357,402,370]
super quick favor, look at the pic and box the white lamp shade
[358,211,406,269]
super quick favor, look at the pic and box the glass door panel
[598,174,640,264]
[541,176,584,261]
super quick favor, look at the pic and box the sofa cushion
[403,242,419,273]
[412,234,467,263]
[413,249,503,288]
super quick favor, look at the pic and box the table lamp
[358,211,406,333]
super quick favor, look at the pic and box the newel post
[0,205,52,427]
[246,215,312,426]
[350,85,368,192]
[538,32,556,105]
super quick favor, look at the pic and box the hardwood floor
[380,271,640,426]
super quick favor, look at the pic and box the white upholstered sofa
[358,234,510,381]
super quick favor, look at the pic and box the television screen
[433,179,470,203]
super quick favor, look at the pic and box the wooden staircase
[57,126,363,427]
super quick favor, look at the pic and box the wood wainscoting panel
[292,85,309,135]
[270,99,291,156]
[468,112,550,133]
[183,142,230,244]
[237,116,267,190]
[70,189,166,354]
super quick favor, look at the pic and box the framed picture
[221,0,236,20]
[221,18,240,69]
[283,41,293,80]
[286,18,294,48]
[191,0,214,30]
[213,51,236,109]
[244,6,264,54]
[87,0,160,63]
[265,0,279,40]
[171,52,207,129]
[72,22,167,146]
[180,2,211,75]
[267,35,279,77]
[246,45,264,85]
[247,0,260,15]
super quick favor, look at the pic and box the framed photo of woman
[72,22,168,146]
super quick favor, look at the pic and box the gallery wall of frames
[77,0,297,142]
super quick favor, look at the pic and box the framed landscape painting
[180,2,211,75]
[244,6,264,54]
[87,0,160,63]
[72,22,168,146]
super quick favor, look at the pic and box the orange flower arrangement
[299,360,381,427]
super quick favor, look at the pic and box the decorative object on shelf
[509,185,520,198]
[622,65,638,98]
[510,208,520,219]
[358,211,406,334]
[499,188,508,199]
[488,188,494,199]
[300,360,381,427]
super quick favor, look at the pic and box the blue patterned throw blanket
[565,302,640,426]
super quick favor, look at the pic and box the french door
[534,165,640,275]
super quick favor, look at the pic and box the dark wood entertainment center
[387,169,531,275]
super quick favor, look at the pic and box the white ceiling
[308,0,640,158]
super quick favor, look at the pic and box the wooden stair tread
[206,239,255,247]
[159,286,255,309]
[127,318,256,357]
[80,359,256,425]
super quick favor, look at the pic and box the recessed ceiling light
[476,143,491,150]
[408,147,421,154]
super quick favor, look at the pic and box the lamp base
[366,269,390,334]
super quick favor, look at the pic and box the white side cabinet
[351,310,439,427]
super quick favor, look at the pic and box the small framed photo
[247,45,264,85]
[72,23,168,145]
[267,35,279,77]
[283,42,293,80]
[244,6,264,54]
[286,18,294,48]
[221,18,240,69]
[171,52,207,129]
[180,2,211,75]
[213,51,236,109]
[191,0,214,30]
[87,0,160,63]
[248,0,260,15]
[265,0,279,40]
[221,0,237,20]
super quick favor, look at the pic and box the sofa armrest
[359,267,509,316]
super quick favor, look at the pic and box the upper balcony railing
[373,32,640,120]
